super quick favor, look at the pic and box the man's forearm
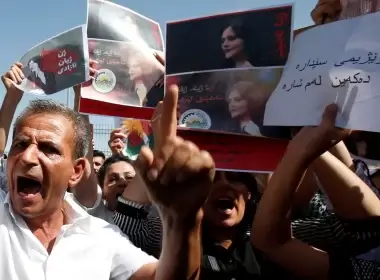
[155,216,202,280]
[0,93,22,153]
[252,151,310,248]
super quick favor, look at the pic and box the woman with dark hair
[21,57,57,94]
[220,20,256,69]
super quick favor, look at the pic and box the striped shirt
[114,198,380,279]
[113,162,380,278]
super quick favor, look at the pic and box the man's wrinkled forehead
[13,113,74,141]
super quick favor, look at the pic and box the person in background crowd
[252,104,380,279]
[310,0,380,266]
[113,100,380,279]
[93,149,106,174]
[98,154,136,212]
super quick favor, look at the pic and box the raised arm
[0,63,25,153]
[130,85,214,280]
[70,63,99,208]
[114,175,162,258]
[251,104,351,278]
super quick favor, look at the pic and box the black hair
[220,19,256,68]
[202,171,260,244]
[93,150,106,160]
[97,154,133,188]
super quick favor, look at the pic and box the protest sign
[80,0,164,118]
[15,25,89,95]
[264,11,380,133]
[172,67,290,139]
[166,4,293,75]
[113,116,287,171]
[166,4,293,138]
[175,129,287,172]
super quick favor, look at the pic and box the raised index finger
[159,84,178,142]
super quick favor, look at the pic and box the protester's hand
[108,128,127,155]
[135,85,215,219]
[311,0,342,24]
[151,101,163,145]
[154,52,165,88]
[287,104,351,161]
[73,59,98,94]
[154,52,165,67]
[1,63,24,98]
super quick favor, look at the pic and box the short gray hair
[14,99,90,159]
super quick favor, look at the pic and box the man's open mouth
[17,176,42,197]
[215,198,235,211]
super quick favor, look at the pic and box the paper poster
[15,25,89,95]
[171,67,290,138]
[113,118,287,171]
[87,0,163,51]
[264,12,380,133]
[166,4,292,75]
[178,129,288,172]
[165,4,292,138]
[80,0,164,118]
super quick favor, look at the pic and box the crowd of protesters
[1,0,380,279]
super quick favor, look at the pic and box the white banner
[264,11,380,133]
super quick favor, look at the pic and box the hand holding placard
[135,85,215,219]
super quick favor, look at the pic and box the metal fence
[93,123,114,157]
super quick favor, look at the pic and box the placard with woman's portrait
[80,0,165,118]
[171,67,291,139]
[79,39,164,117]
[166,4,293,74]
[87,0,164,51]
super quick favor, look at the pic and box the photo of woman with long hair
[225,79,290,138]
[165,4,292,74]
[20,56,57,94]
[125,52,164,107]
[221,20,255,69]
[87,0,163,51]
[82,40,164,108]
[226,81,265,136]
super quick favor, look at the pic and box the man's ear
[68,157,87,188]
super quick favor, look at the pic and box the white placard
[264,11,380,133]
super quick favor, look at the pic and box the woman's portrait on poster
[84,40,163,108]
[224,79,290,139]
[221,20,256,69]
[125,52,164,108]
[22,57,57,94]
[165,5,292,75]
[175,68,290,139]
[87,0,163,51]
